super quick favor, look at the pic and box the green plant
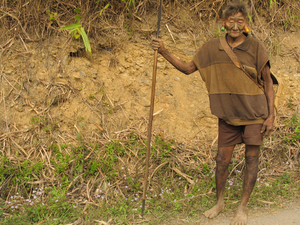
[126,176,140,191]
[100,87,105,94]
[100,3,110,16]
[247,13,253,23]
[44,125,52,133]
[89,94,95,100]
[46,10,57,25]
[284,115,300,144]
[269,0,278,7]
[282,10,300,30]
[100,140,125,181]
[154,136,173,163]
[279,173,292,184]
[89,161,99,175]
[124,24,132,38]
[59,8,91,54]
[213,29,225,38]
[202,163,210,175]
[0,198,4,218]
[122,0,136,9]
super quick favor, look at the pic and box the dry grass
[0,0,299,51]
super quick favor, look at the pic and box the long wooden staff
[142,0,163,217]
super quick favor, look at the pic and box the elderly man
[152,1,275,224]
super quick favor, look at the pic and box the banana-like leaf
[69,28,77,34]
[80,27,92,54]
[59,23,81,30]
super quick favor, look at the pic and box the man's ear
[222,18,225,27]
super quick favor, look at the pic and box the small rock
[125,57,132,63]
[174,77,179,81]
[92,72,97,79]
[119,66,125,73]
[73,73,81,79]
[164,70,168,75]
[80,71,85,77]
[157,62,165,69]
[62,55,71,66]
[57,73,63,78]
[5,69,13,75]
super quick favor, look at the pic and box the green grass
[1,114,300,224]
[1,164,299,224]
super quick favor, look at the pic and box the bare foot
[230,205,248,225]
[204,201,224,219]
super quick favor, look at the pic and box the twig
[93,220,109,225]
[153,109,164,116]
[151,161,168,179]
[172,167,194,184]
[18,34,29,52]
[174,187,214,202]
[189,0,204,11]
[105,93,115,107]
[257,199,276,205]
[9,137,28,157]
[229,159,245,177]
[85,143,97,160]
[1,76,9,132]
[165,24,176,45]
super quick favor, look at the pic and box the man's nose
[233,22,238,29]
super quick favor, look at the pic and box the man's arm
[261,64,274,135]
[152,38,197,75]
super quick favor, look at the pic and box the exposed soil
[1,27,300,144]
[204,200,300,225]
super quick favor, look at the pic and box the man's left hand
[261,114,275,135]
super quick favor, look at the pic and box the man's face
[223,12,247,38]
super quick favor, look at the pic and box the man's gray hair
[223,1,248,19]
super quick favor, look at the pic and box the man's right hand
[152,38,166,53]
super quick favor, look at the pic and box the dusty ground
[152,199,300,224]
[205,200,300,225]
[1,28,300,145]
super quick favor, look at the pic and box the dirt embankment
[1,1,300,148]
[1,27,300,145]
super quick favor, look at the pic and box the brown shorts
[218,119,263,147]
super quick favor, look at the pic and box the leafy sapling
[59,8,92,54]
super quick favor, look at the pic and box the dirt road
[202,201,300,225]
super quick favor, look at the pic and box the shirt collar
[219,33,251,51]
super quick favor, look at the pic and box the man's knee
[245,145,259,165]
[245,155,259,166]
[216,154,231,168]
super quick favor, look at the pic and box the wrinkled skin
[222,12,247,48]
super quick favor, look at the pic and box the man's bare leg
[204,145,235,218]
[231,145,260,225]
